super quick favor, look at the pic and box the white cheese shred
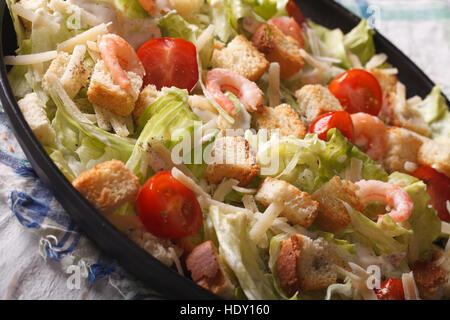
[57,22,111,53]
[249,202,284,244]
[4,51,58,65]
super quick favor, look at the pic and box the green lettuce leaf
[343,19,376,66]
[245,0,288,20]
[49,89,134,177]
[210,206,279,300]
[113,0,149,19]
[128,88,199,182]
[308,21,352,69]
[413,86,450,144]
[159,11,199,43]
[344,206,407,255]
[254,129,387,194]
[388,172,442,261]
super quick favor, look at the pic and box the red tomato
[286,0,306,26]
[328,69,383,116]
[375,278,405,300]
[412,166,450,222]
[137,37,199,92]
[137,171,203,239]
[308,111,354,142]
[269,17,304,48]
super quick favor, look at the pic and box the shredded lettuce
[343,19,376,66]
[308,21,352,69]
[343,206,407,255]
[254,129,387,194]
[388,172,442,262]
[210,206,279,300]
[308,19,375,69]
[159,11,199,43]
[113,0,149,19]
[128,88,199,182]
[245,0,288,20]
[413,86,450,144]
[49,88,134,178]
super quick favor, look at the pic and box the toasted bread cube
[252,104,307,139]
[204,136,260,187]
[42,51,90,99]
[255,177,319,228]
[277,234,337,295]
[211,35,269,82]
[17,93,56,145]
[312,176,364,233]
[383,127,424,174]
[368,68,398,95]
[72,160,141,215]
[295,85,343,124]
[88,60,142,117]
[251,23,304,79]
[133,84,160,120]
[418,139,450,178]
[186,241,235,298]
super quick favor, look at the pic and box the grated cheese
[57,22,111,53]
[4,51,58,65]
[365,53,387,69]
[249,202,284,244]
[213,179,239,202]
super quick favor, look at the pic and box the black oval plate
[0,0,448,300]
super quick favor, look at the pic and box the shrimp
[98,34,145,99]
[351,112,388,161]
[355,180,414,223]
[205,68,263,115]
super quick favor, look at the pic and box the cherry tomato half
[329,69,383,116]
[137,37,199,92]
[412,166,450,222]
[269,16,304,48]
[137,170,203,239]
[375,278,405,300]
[286,0,306,26]
[308,111,354,142]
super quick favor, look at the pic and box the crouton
[129,226,182,267]
[211,35,269,82]
[418,139,450,178]
[87,60,142,117]
[383,127,424,174]
[133,84,160,120]
[251,23,304,79]
[295,85,343,124]
[186,241,235,298]
[17,93,56,145]
[277,234,337,295]
[204,136,260,187]
[412,260,446,298]
[42,49,90,99]
[72,160,141,215]
[312,176,364,233]
[255,177,319,228]
[368,68,398,95]
[252,104,307,139]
